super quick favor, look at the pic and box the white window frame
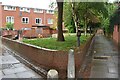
[20,7,24,11]
[6,16,14,23]
[46,10,54,14]
[4,6,16,11]
[21,17,29,24]
[47,18,53,24]
[35,18,42,24]
[20,7,30,12]
[34,8,43,13]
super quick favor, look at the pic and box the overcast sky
[0,0,117,9]
[0,0,56,9]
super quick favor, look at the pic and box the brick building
[0,2,56,37]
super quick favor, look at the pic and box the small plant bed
[22,35,90,51]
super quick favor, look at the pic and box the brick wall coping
[3,37,59,52]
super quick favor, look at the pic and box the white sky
[0,0,56,9]
[0,0,117,9]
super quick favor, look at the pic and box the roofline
[1,4,55,10]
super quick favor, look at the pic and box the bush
[67,25,76,33]
[6,22,14,30]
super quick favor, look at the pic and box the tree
[99,3,117,35]
[56,0,65,41]
[64,2,108,36]
[6,22,14,30]
[109,3,120,34]
[77,2,108,36]
[64,3,76,33]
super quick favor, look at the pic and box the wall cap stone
[2,37,58,52]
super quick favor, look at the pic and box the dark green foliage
[67,25,76,33]
[64,2,109,34]
[98,3,117,34]
[88,22,101,28]
[64,3,76,33]
[109,5,120,33]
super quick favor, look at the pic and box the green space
[22,35,90,51]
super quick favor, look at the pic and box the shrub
[6,22,14,30]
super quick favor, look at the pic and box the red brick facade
[113,25,120,46]
[0,3,54,29]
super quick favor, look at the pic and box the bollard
[67,49,75,78]
[47,69,58,80]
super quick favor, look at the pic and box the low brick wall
[113,25,119,44]
[113,25,120,47]
[2,34,94,78]
[2,38,68,69]
[1,29,55,38]
[2,30,18,37]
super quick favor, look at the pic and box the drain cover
[93,56,110,60]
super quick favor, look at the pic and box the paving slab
[0,56,2,64]
[92,60,107,66]
[3,74,18,78]
[106,73,118,78]
[1,45,42,78]
[0,71,2,76]
[90,34,118,78]
[13,63,25,68]
[2,55,20,64]
[91,66,108,72]
[2,64,15,69]
[108,66,118,74]
[16,71,37,78]
[107,62,116,67]
[3,67,27,75]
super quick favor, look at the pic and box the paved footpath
[0,42,42,79]
[90,34,119,78]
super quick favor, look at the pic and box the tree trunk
[57,2,65,41]
[84,24,87,36]
[84,2,87,36]
[84,16,87,36]
[84,27,87,36]
[71,2,78,33]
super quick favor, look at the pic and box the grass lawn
[22,35,90,51]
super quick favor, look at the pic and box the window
[46,10,54,14]
[20,7,24,11]
[20,7,30,12]
[22,17,29,24]
[34,9,43,13]
[4,6,16,11]
[47,18,53,24]
[6,16,14,23]
[26,8,30,12]
[35,18,42,24]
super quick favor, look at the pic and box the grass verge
[22,35,90,51]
